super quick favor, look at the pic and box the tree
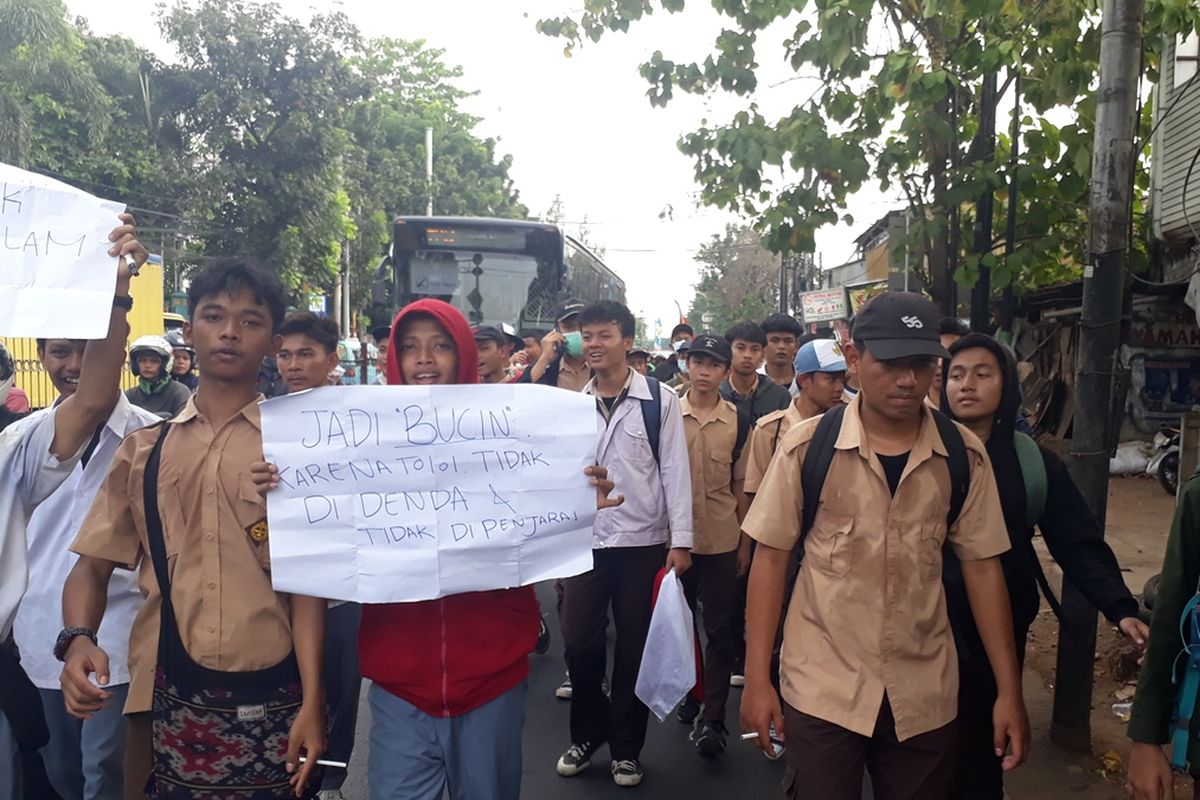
[688,224,778,334]
[538,0,1200,301]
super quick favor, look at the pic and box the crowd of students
[0,216,1191,800]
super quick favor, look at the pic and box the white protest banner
[260,383,600,603]
[0,163,126,338]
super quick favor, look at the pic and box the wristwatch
[113,295,134,311]
[53,627,98,662]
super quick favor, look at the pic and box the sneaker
[557,741,598,776]
[555,675,573,700]
[535,617,551,655]
[316,792,346,800]
[676,695,701,725]
[764,722,785,761]
[729,673,746,688]
[692,720,728,759]
[611,759,644,787]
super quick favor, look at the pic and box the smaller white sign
[0,163,126,338]
[800,289,849,323]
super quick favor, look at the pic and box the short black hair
[579,301,636,338]
[939,316,969,337]
[187,257,287,332]
[670,323,694,339]
[724,321,767,347]
[761,313,803,336]
[279,311,340,353]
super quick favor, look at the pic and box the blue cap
[795,339,847,375]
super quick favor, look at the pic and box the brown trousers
[783,697,957,800]
[123,712,151,800]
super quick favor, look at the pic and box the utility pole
[970,72,998,331]
[1051,0,1143,751]
[425,127,434,216]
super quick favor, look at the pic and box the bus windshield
[404,249,551,327]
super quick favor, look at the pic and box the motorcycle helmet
[128,335,174,378]
[164,329,195,356]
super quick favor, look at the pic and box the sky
[65,0,901,338]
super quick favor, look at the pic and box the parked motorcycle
[1147,425,1181,496]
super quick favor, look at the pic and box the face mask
[563,331,584,358]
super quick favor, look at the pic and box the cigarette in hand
[297,757,348,768]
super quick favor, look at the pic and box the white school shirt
[0,406,84,641]
[14,395,158,688]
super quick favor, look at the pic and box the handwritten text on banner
[260,383,600,603]
[0,163,126,338]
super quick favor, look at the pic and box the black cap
[686,333,732,364]
[627,348,650,359]
[371,324,391,343]
[556,299,586,323]
[670,323,694,339]
[473,325,509,346]
[761,313,804,336]
[851,292,950,360]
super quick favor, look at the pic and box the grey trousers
[38,684,130,800]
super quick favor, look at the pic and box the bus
[373,216,626,334]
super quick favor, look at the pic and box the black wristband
[113,295,133,311]
[53,627,98,661]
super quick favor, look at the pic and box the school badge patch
[247,518,269,543]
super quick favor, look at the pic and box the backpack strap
[931,409,970,528]
[1013,432,1063,620]
[640,376,663,467]
[800,404,847,540]
[1014,432,1047,529]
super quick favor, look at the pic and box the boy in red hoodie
[256,299,619,800]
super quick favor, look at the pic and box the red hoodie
[360,299,539,717]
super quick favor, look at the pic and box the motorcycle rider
[123,335,192,419]
[164,329,199,392]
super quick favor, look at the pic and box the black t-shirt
[601,395,619,412]
[876,452,910,496]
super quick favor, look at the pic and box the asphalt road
[336,582,797,799]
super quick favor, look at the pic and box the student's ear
[269,333,282,356]
[843,342,861,376]
[182,321,193,344]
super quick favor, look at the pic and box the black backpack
[799,404,971,543]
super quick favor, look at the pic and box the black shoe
[535,617,551,655]
[692,720,728,759]
[557,741,600,776]
[676,695,701,725]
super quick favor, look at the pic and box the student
[13,333,159,800]
[627,348,650,376]
[275,310,361,800]
[938,335,1145,799]
[0,217,146,800]
[372,323,391,385]
[759,313,804,397]
[123,335,191,419]
[744,338,847,497]
[164,330,199,392]
[1128,476,1200,800]
[557,300,694,788]
[475,325,517,384]
[521,299,591,391]
[651,324,694,384]
[929,317,968,409]
[60,258,327,800]
[720,321,791,422]
[257,298,619,800]
[739,292,1029,800]
[675,334,749,759]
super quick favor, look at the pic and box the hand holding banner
[0,163,126,338]
[260,383,600,603]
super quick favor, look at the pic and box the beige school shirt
[71,397,292,715]
[744,402,809,495]
[679,391,748,555]
[741,394,1009,741]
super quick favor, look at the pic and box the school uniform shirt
[585,368,694,550]
[680,391,748,555]
[517,353,592,392]
[71,396,293,715]
[744,402,809,495]
[14,395,159,689]
[0,406,84,640]
[742,393,1009,741]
